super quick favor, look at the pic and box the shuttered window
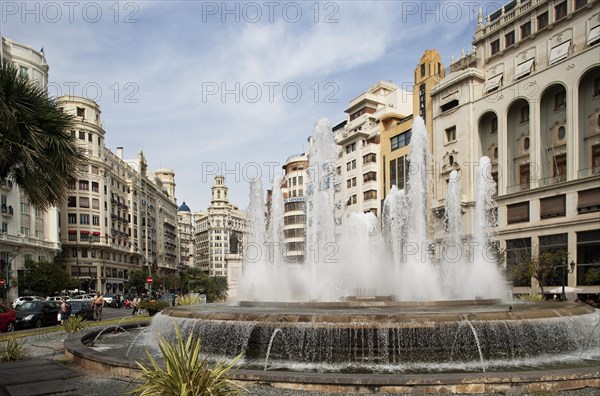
[578,188,600,213]
[540,195,566,219]
[507,202,529,224]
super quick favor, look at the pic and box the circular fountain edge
[63,321,600,394]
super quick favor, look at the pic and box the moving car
[12,296,45,309]
[0,304,16,332]
[46,296,70,302]
[15,301,60,329]
[70,294,94,301]
[68,301,94,320]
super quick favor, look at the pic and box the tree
[512,250,568,295]
[20,259,79,296]
[0,62,85,208]
[183,268,228,302]
[125,270,148,295]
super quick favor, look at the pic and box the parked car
[0,304,16,332]
[70,294,94,301]
[68,301,94,320]
[103,293,122,307]
[46,296,70,302]
[12,296,45,309]
[15,301,60,329]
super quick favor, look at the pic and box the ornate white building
[0,37,59,303]
[177,201,194,268]
[429,0,600,295]
[193,176,245,278]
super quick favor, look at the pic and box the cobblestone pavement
[2,329,599,396]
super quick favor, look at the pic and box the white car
[71,294,94,301]
[12,296,45,309]
[46,296,70,302]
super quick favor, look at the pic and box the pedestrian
[131,294,140,315]
[92,292,104,321]
[60,298,71,324]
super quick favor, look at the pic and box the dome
[178,201,191,212]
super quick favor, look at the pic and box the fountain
[67,116,600,393]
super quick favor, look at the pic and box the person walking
[92,292,105,321]
[131,294,140,315]
[60,298,71,325]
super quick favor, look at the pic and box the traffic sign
[146,276,154,284]
[0,279,5,287]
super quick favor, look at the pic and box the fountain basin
[63,303,600,394]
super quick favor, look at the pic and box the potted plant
[139,299,169,316]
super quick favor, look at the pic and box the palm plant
[132,323,245,395]
[0,62,84,208]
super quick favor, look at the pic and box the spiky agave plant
[175,294,200,306]
[131,322,245,396]
[517,293,545,302]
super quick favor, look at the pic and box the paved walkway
[0,360,82,396]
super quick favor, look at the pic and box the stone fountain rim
[63,321,600,393]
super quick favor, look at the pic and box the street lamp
[561,259,576,301]
[177,263,188,295]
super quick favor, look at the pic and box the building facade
[281,153,308,263]
[177,202,194,268]
[55,96,180,294]
[335,81,413,219]
[429,0,600,294]
[193,176,245,278]
[0,37,60,303]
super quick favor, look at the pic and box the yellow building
[380,50,445,199]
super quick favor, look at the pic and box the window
[593,144,600,174]
[68,213,77,224]
[537,12,548,30]
[505,30,515,47]
[441,99,459,112]
[557,126,566,140]
[389,156,407,191]
[345,142,356,154]
[490,39,500,55]
[1,222,7,233]
[346,178,356,188]
[520,105,530,122]
[92,182,99,192]
[507,202,530,224]
[540,195,566,219]
[35,207,42,218]
[593,77,600,97]
[578,188,600,213]
[521,22,531,39]
[520,163,530,190]
[80,214,90,225]
[68,233,77,241]
[20,227,29,237]
[553,154,567,182]
[420,63,426,77]
[507,238,532,286]
[515,58,535,80]
[79,180,89,190]
[79,197,89,208]
[67,196,77,207]
[575,0,587,9]
[346,160,356,171]
[19,66,28,79]
[491,117,498,135]
[76,107,85,118]
[554,1,567,21]
[363,172,377,183]
[524,137,530,150]
[445,126,456,142]
[391,130,412,151]
[554,91,566,110]
[485,74,503,93]
[93,215,100,226]
[549,40,571,64]
[20,202,29,214]
[298,176,303,185]
[363,190,377,201]
[92,198,100,210]
[363,153,376,165]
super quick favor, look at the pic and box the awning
[80,230,90,234]
[588,25,600,46]
[514,58,535,80]
[92,231,101,236]
[485,74,503,93]
[68,230,77,234]
[549,40,571,64]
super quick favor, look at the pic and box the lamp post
[130,242,152,295]
[177,263,188,295]
[561,259,576,301]
[0,251,25,302]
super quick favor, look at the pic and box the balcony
[1,179,14,191]
[1,205,14,217]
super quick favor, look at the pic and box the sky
[1,0,505,212]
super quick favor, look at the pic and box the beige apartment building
[177,202,194,268]
[0,37,60,303]
[194,176,245,278]
[429,0,600,294]
[335,81,413,219]
[56,96,180,294]
[281,153,308,263]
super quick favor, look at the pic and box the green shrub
[0,338,27,362]
[63,315,86,334]
[131,323,244,396]
[175,294,200,306]
[517,294,545,301]
[139,300,170,312]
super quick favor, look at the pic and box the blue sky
[1,0,503,211]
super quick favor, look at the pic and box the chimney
[116,147,123,159]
